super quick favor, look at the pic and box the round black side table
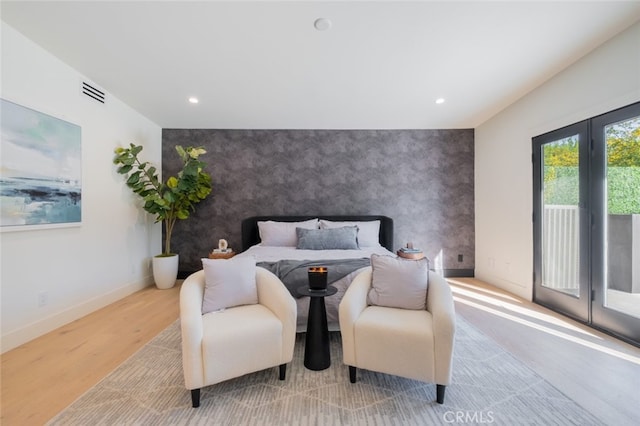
[296,285,337,370]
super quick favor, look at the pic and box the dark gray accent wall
[162,129,474,275]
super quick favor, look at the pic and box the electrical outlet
[457,254,463,262]
[38,291,48,307]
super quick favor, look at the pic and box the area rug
[48,316,602,425]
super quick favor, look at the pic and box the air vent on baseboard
[81,81,106,104]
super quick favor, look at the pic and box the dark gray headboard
[241,215,394,252]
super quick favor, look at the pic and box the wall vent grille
[81,81,106,104]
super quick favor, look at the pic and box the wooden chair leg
[279,363,287,380]
[349,366,357,383]
[191,389,201,408]
[436,384,446,404]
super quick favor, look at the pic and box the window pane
[541,135,580,297]
[605,116,640,318]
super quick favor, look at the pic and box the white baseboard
[475,271,532,301]
[1,276,154,353]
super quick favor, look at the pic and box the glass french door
[591,104,640,343]
[533,102,640,345]
[533,121,590,322]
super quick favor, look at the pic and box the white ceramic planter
[152,254,179,289]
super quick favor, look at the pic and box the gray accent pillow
[296,226,359,250]
[201,256,258,314]
[367,254,429,310]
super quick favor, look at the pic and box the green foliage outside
[543,166,579,206]
[543,117,639,214]
[544,166,639,214]
[607,167,640,214]
[606,118,640,166]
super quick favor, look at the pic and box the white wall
[475,22,640,300]
[0,22,162,352]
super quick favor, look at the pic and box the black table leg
[304,296,331,370]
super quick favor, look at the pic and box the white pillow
[258,219,318,246]
[319,219,381,247]
[367,254,429,310]
[201,256,258,314]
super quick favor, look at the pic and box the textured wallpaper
[162,129,474,275]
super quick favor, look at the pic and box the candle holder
[308,266,328,290]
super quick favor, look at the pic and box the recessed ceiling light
[435,98,445,104]
[314,18,332,31]
[188,97,199,104]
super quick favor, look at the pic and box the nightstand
[397,250,425,260]
[208,250,235,260]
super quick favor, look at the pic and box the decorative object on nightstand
[397,242,425,260]
[209,239,235,259]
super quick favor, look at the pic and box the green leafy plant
[113,143,212,255]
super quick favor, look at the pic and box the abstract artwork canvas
[1,99,82,230]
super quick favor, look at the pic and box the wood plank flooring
[2,278,639,425]
[450,278,640,426]
[1,283,181,425]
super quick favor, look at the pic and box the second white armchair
[339,266,456,404]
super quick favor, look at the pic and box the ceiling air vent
[81,81,106,104]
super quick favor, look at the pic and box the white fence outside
[542,205,580,292]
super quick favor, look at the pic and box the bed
[236,215,395,331]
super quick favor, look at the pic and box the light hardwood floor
[449,278,640,426]
[2,278,639,425]
[1,283,181,425]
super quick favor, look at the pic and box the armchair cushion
[201,256,258,314]
[201,304,283,385]
[355,306,435,381]
[367,254,429,310]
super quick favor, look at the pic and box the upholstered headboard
[241,215,394,252]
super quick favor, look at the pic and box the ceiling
[2,1,640,129]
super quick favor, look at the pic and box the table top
[296,285,337,298]
[208,251,236,259]
[397,250,425,260]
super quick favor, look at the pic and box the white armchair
[339,267,456,403]
[180,267,297,407]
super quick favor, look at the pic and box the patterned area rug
[48,316,602,425]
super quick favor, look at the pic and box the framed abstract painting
[0,99,82,231]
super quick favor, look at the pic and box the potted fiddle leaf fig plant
[113,143,212,289]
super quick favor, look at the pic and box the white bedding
[236,244,395,331]
[237,244,394,262]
